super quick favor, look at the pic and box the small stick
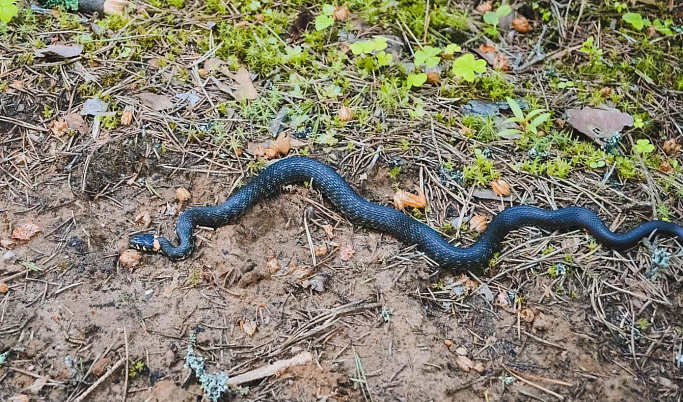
[73,358,125,402]
[225,352,313,386]
[504,366,565,400]
[122,326,129,402]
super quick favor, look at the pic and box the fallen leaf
[476,44,510,71]
[476,1,492,13]
[315,245,328,256]
[34,44,83,59]
[135,213,152,228]
[49,119,68,137]
[338,105,353,121]
[176,187,191,203]
[221,66,258,101]
[333,4,349,21]
[266,257,280,273]
[120,108,134,126]
[176,92,200,107]
[470,215,488,233]
[248,132,292,158]
[566,107,634,143]
[496,291,511,307]
[270,132,291,154]
[119,249,142,267]
[339,244,356,261]
[322,224,335,238]
[393,186,427,210]
[8,395,30,402]
[473,362,485,373]
[520,308,535,323]
[163,273,180,298]
[490,179,511,196]
[455,355,474,372]
[0,283,8,293]
[12,222,41,240]
[512,16,531,32]
[137,92,174,111]
[92,357,113,376]
[64,113,88,134]
[81,98,108,116]
[426,71,441,85]
[663,139,681,155]
[204,58,224,72]
[163,349,175,367]
[240,319,257,336]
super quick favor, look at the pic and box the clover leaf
[0,0,18,23]
[315,14,334,31]
[406,73,427,89]
[414,46,441,68]
[452,54,487,82]
[376,51,393,66]
[622,13,650,31]
[634,139,655,155]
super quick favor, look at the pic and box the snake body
[129,157,683,269]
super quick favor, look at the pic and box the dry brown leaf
[249,132,292,158]
[121,108,134,126]
[338,105,353,121]
[49,119,68,137]
[204,58,224,72]
[490,179,511,196]
[520,308,535,323]
[455,355,474,372]
[137,92,174,111]
[599,86,612,97]
[333,4,349,20]
[241,319,257,336]
[0,283,8,293]
[92,357,113,376]
[456,274,479,295]
[496,291,511,307]
[64,113,88,135]
[426,71,441,85]
[393,186,427,210]
[163,273,180,298]
[566,107,633,143]
[470,215,487,233]
[266,257,280,273]
[163,349,176,367]
[339,244,356,261]
[135,213,152,228]
[1,238,14,248]
[476,45,510,71]
[34,44,83,59]
[315,245,328,256]
[119,249,141,267]
[512,16,531,33]
[270,132,291,154]
[12,222,41,240]
[322,224,335,238]
[659,161,672,172]
[228,66,258,101]
[476,1,492,13]
[663,139,681,155]
[176,187,191,203]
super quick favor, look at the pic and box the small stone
[444,339,453,347]
[455,355,474,372]
[454,346,468,356]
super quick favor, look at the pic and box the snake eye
[130,234,157,252]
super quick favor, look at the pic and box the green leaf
[315,14,334,31]
[373,37,388,51]
[496,4,512,17]
[321,3,335,15]
[497,128,522,138]
[443,43,461,55]
[414,46,441,68]
[349,41,366,55]
[506,97,524,121]
[0,0,18,23]
[622,13,644,30]
[483,11,499,25]
[529,112,551,129]
[376,51,393,66]
[451,54,487,82]
[634,139,655,154]
[406,73,427,89]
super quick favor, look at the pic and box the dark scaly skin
[129,157,683,270]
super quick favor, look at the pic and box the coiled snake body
[130,157,683,269]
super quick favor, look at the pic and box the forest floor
[1,0,683,401]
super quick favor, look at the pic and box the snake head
[129,233,161,253]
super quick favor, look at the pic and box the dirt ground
[1,124,682,401]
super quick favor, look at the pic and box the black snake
[129,157,683,269]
